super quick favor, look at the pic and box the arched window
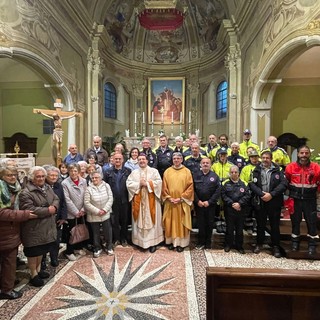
[104,82,117,119]
[216,81,228,119]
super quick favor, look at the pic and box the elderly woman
[61,163,88,261]
[84,171,114,257]
[0,166,36,299]
[40,166,67,269]
[78,160,88,179]
[19,166,60,287]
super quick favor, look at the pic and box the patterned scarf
[0,179,21,209]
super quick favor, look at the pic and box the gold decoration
[307,20,320,30]
[14,141,20,154]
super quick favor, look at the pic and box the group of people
[1,131,319,301]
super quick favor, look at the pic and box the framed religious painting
[148,77,185,124]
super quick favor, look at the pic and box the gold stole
[132,181,156,224]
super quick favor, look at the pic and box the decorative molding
[0,45,13,57]
[0,23,11,43]
[307,19,320,34]
[187,83,199,95]
[224,43,241,71]
[132,84,146,96]
[15,0,61,61]
[263,1,304,53]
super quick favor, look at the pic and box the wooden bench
[207,267,320,320]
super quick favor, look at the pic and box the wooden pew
[207,267,320,320]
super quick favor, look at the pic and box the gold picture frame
[148,77,185,124]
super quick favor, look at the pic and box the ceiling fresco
[101,0,228,64]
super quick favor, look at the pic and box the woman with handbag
[19,166,60,287]
[84,171,114,257]
[61,163,88,261]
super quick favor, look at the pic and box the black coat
[222,179,251,207]
[249,163,287,208]
[193,170,221,206]
[104,166,131,204]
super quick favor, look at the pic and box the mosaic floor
[1,239,320,320]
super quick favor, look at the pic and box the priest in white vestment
[126,153,164,253]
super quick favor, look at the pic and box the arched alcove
[0,48,75,163]
[251,36,320,150]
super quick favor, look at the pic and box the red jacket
[285,161,320,200]
[0,207,32,251]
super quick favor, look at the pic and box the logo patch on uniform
[240,188,244,192]
[210,177,215,181]
[275,174,279,179]
[167,152,171,156]
[253,178,257,183]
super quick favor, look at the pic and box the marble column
[223,20,242,143]
[87,24,104,143]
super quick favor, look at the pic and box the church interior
[1,0,320,319]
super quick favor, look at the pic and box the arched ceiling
[83,0,232,64]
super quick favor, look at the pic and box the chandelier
[138,0,186,31]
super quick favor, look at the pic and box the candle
[180,112,182,123]
[260,141,263,150]
[142,112,145,124]
[151,111,154,123]
[161,112,164,123]
[134,112,137,124]
[171,112,174,123]
[189,111,191,123]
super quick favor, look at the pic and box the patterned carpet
[1,238,320,320]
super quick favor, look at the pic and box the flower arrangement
[137,133,144,141]
[179,132,187,140]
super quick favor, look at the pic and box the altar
[0,153,36,185]
[123,137,157,150]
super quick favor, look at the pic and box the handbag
[69,217,89,245]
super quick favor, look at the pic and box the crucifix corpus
[33,99,82,166]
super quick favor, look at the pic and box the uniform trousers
[196,205,216,246]
[256,201,281,247]
[291,198,318,237]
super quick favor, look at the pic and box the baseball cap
[217,147,228,155]
[243,129,251,134]
[248,150,259,157]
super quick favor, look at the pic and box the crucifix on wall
[33,99,82,166]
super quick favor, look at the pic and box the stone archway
[250,35,320,148]
[0,47,76,161]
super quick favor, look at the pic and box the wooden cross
[33,99,82,166]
